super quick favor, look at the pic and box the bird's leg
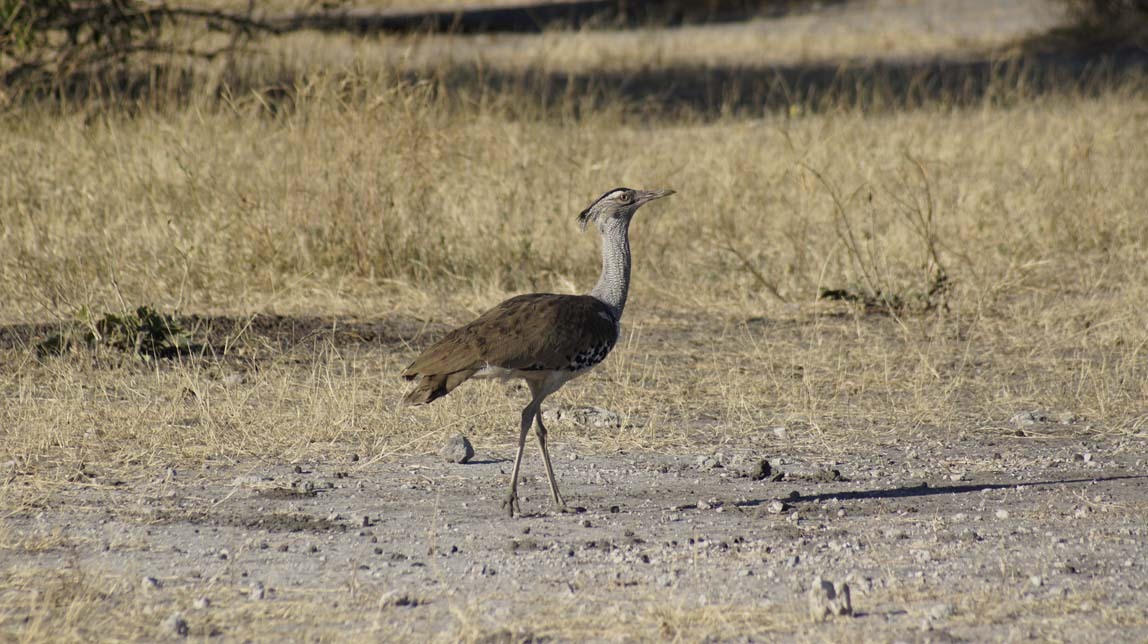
[503,403,534,517]
[533,409,568,513]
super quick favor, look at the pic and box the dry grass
[3,57,1148,455]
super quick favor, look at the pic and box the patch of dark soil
[256,486,319,499]
[0,313,448,360]
[182,313,445,354]
[806,468,849,483]
[147,509,346,533]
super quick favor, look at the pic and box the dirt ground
[4,429,1148,641]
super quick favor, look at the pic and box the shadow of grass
[0,314,445,362]
[17,46,1146,119]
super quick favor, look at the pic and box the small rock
[249,582,265,600]
[926,603,953,620]
[767,500,788,514]
[995,509,1010,520]
[696,455,722,470]
[193,597,211,610]
[439,434,475,464]
[162,612,189,638]
[697,499,712,510]
[142,576,162,591]
[380,590,420,608]
[1029,575,1043,587]
[771,426,788,440]
[808,577,852,622]
[810,468,846,483]
[1010,410,1048,427]
[749,460,772,481]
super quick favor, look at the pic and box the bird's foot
[502,492,521,518]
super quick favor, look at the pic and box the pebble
[771,426,788,440]
[995,509,1010,520]
[749,459,772,481]
[162,612,189,638]
[439,434,475,464]
[249,582,265,600]
[696,455,723,470]
[379,590,419,608]
[808,577,852,621]
[142,576,162,591]
[193,597,211,610]
[767,500,788,514]
[230,475,265,488]
[926,603,953,620]
[1010,410,1048,427]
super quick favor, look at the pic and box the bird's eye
[617,192,632,204]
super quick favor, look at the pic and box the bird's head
[577,187,675,233]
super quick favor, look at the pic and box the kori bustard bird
[402,187,675,516]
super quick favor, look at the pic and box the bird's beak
[637,189,676,204]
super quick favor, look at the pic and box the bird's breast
[566,340,615,372]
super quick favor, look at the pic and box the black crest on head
[578,187,632,232]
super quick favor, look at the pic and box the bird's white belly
[473,365,531,381]
[473,364,588,396]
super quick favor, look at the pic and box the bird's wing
[402,294,618,378]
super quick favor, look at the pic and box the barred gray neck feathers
[588,219,631,320]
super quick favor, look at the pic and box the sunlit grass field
[2,2,1147,462]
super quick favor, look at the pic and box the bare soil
[5,434,1148,641]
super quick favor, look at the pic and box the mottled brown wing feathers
[401,294,618,405]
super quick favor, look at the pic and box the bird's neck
[589,222,631,320]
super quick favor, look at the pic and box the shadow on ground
[38,46,1148,119]
[738,474,1148,508]
[0,314,446,360]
